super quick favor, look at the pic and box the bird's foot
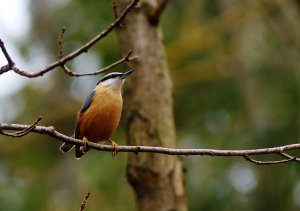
[108,139,118,156]
[82,137,89,152]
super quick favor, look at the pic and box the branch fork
[0,0,139,78]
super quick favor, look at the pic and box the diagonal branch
[58,26,66,60]
[112,0,120,20]
[61,50,136,76]
[0,40,15,74]
[57,26,136,76]
[0,39,14,66]
[79,192,91,211]
[279,152,300,163]
[0,121,300,165]
[0,0,139,78]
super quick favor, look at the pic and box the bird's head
[97,70,134,87]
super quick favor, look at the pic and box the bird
[59,70,134,159]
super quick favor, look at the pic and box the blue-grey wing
[80,89,95,113]
[74,119,81,139]
[74,89,95,139]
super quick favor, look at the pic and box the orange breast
[78,87,122,142]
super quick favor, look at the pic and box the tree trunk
[115,0,187,210]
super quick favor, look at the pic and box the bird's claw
[82,137,88,152]
[109,139,118,156]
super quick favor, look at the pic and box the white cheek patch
[101,78,115,86]
[101,78,124,86]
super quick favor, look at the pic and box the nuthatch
[59,70,134,159]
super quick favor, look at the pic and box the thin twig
[112,0,123,27]
[58,26,66,59]
[0,0,139,78]
[0,40,15,74]
[279,152,300,163]
[0,64,10,74]
[0,117,42,137]
[0,121,300,165]
[243,155,294,165]
[112,0,120,20]
[79,192,91,211]
[57,28,137,76]
[61,50,136,76]
[0,39,14,66]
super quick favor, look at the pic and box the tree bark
[115,0,187,210]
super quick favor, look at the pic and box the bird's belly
[79,100,122,142]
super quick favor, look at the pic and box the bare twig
[0,39,14,66]
[112,0,123,27]
[0,0,139,78]
[57,28,136,76]
[112,0,120,20]
[58,26,66,59]
[279,152,300,163]
[148,0,169,25]
[61,50,136,77]
[0,117,42,137]
[79,192,91,211]
[0,121,300,165]
[243,155,294,165]
[0,40,15,74]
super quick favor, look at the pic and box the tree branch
[79,192,91,211]
[0,117,42,137]
[243,154,295,165]
[112,0,120,20]
[0,40,15,74]
[1,121,299,165]
[279,152,300,163]
[61,50,136,77]
[58,26,66,60]
[148,0,169,25]
[0,0,139,78]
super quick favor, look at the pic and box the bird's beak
[121,70,134,78]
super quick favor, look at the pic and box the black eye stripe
[96,72,123,85]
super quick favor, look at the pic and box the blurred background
[0,0,299,210]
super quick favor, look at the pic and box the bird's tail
[75,145,91,159]
[59,142,74,153]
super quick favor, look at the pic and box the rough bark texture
[115,0,187,210]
